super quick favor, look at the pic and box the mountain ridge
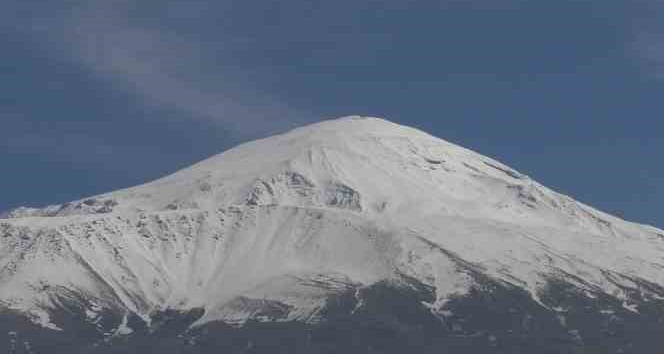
[1,116,663,353]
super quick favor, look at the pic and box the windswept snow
[2,116,663,328]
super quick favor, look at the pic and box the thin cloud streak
[626,1,664,80]
[631,32,664,79]
[44,2,312,137]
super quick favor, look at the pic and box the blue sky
[1,0,662,228]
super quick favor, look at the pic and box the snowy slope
[2,116,663,330]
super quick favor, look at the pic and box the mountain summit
[2,116,664,353]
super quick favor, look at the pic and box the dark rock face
[3,276,664,354]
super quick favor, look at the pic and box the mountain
[2,116,663,353]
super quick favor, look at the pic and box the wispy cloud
[626,1,664,79]
[631,32,664,79]
[36,2,311,137]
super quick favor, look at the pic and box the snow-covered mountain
[2,116,663,353]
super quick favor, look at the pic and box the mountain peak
[1,116,650,238]
[303,115,398,130]
[277,116,435,143]
[2,116,664,342]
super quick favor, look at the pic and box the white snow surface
[2,116,663,327]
